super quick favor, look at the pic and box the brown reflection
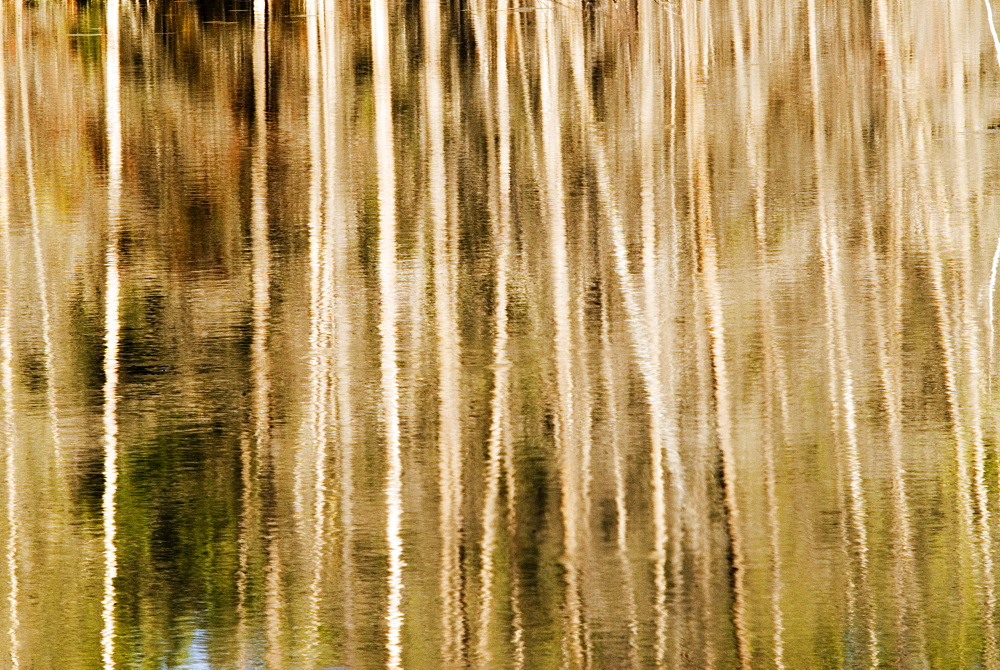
[101,0,123,666]
[0,5,17,667]
[670,9,717,666]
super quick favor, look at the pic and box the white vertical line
[101,0,122,666]
[371,0,403,666]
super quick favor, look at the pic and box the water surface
[3,0,1000,667]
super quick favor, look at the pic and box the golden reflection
[101,0,123,666]
[425,0,464,663]
[475,0,513,663]
[303,0,327,664]
[685,1,751,665]
[807,0,877,663]
[636,2,671,662]
[500,10,526,651]
[573,191,596,669]
[855,92,924,664]
[946,1,997,660]
[538,8,586,666]
[874,3,928,662]
[599,277,640,668]
[322,0,356,662]
[906,10,978,655]
[17,1,1000,666]
[0,5,17,667]
[505,13,531,664]
[235,431,254,670]
[741,0,786,662]
[371,0,404,665]
[251,8,283,666]
[567,13,692,666]
[15,2,61,472]
[670,10,717,667]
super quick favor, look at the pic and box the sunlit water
[5,0,1000,667]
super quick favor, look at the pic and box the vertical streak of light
[425,0,463,663]
[251,9,280,667]
[371,0,404,665]
[0,5,18,665]
[806,1,877,665]
[102,0,122,662]
[321,0,356,661]
[102,0,122,666]
[684,1,751,665]
[743,1,786,665]
[15,3,61,469]
[476,0,513,663]
[304,0,327,664]
[537,6,585,666]
[255,0,266,26]
[636,2,671,664]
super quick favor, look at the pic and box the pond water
[4,0,1000,667]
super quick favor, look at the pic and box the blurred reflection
[6,0,1000,666]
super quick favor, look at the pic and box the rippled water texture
[5,0,1000,666]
